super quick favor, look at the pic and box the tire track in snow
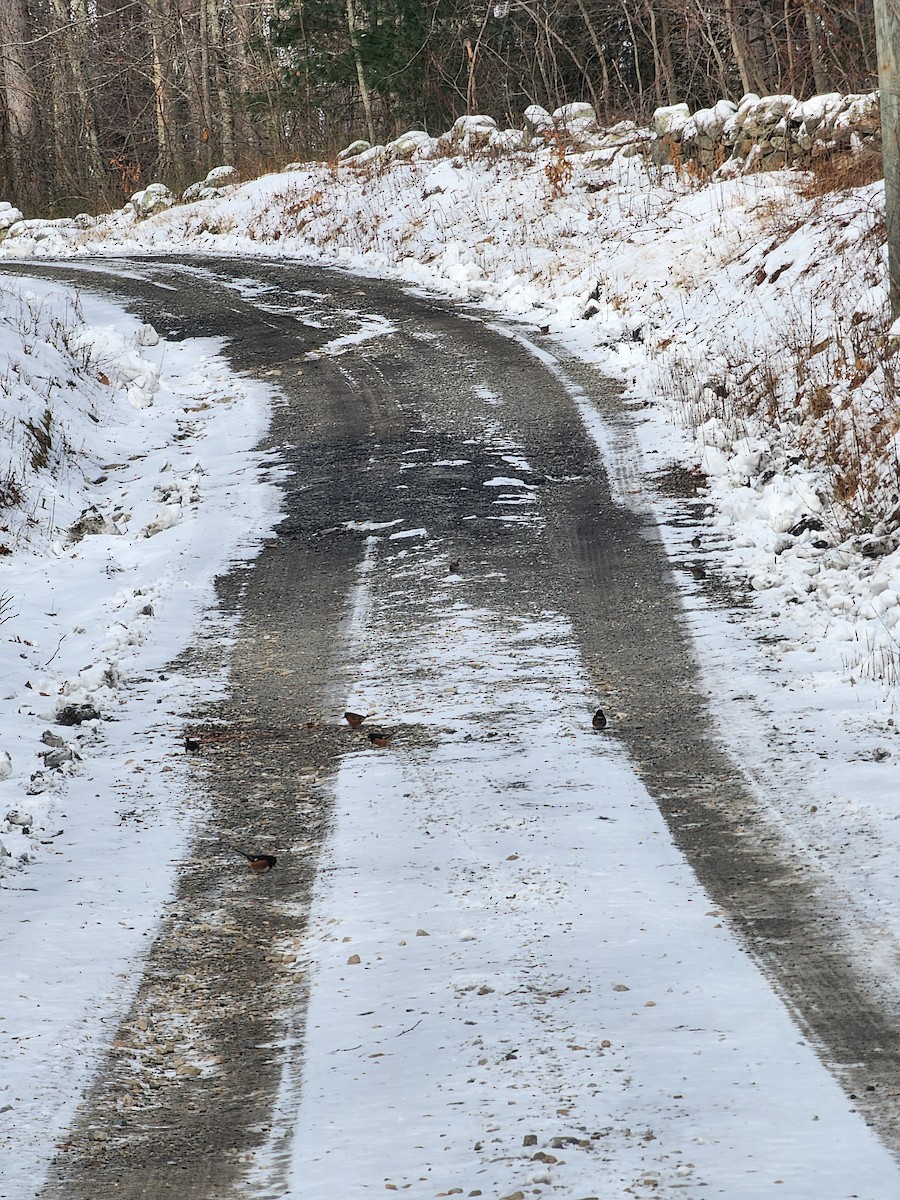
[281,527,899,1199]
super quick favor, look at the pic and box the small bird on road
[449,559,461,573]
[344,710,372,728]
[592,708,607,731]
[185,736,202,753]
[225,845,277,873]
[368,729,396,747]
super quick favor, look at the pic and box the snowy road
[6,258,898,1198]
[286,551,897,1199]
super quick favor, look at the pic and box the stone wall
[650,91,881,176]
[335,91,882,180]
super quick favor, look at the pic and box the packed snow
[2,114,900,1194]
[278,568,899,1198]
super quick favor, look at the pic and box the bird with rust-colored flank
[225,844,277,873]
[344,710,372,728]
[367,729,396,748]
[592,708,607,731]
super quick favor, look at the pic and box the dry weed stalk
[543,133,573,198]
[661,297,900,542]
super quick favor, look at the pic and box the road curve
[8,256,897,1195]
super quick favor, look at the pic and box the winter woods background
[0,1,880,216]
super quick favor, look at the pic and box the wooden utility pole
[875,0,900,316]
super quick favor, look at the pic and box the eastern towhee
[344,711,372,728]
[226,844,277,873]
[367,730,395,747]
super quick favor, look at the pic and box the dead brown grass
[798,149,884,200]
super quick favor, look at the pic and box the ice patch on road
[306,314,396,358]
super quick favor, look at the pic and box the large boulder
[724,94,796,165]
[204,164,236,187]
[336,139,371,163]
[650,103,691,166]
[0,201,24,237]
[790,92,844,146]
[685,100,737,147]
[129,182,175,218]
[836,92,881,137]
[523,105,554,141]
[489,127,526,152]
[552,102,598,143]
[443,114,498,153]
[386,130,435,161]
[182,165,237,203]
[652,103,690,138]
[680,99,737,170]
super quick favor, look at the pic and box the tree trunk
[573,0,614,109]
[210,3,234,167]
[346,0,375,142]
[68,0,106,195]
[691,0,734,101]
[803,0,830,94]
[0,0,40,206]
[647,3,666,108]
[657,2,679,105]
[229,0,258,165]
[197,0,214,168]
[147,0,181,179]
[724,0,769,96]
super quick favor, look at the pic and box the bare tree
[0,0,883,214]
[0,0,40,205]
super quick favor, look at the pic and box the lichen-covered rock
[837,92,881,136]
[347,144,386,166]
[741,94,797,135]
[204,164,236,187]
[386,130,435,160]
[336,139,372,162]
[0,201,24,236]
[447,114,498,152]
[652,103,690,138]
[182,165,238,203]
[552,102,598,142]
[129,182,175,218]
[523,105,553,139]
[650,103,692,165]
[684,100,736,150]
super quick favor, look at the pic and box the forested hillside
[0,1,878,215]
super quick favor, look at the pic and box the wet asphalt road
[8,256,898,1195]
